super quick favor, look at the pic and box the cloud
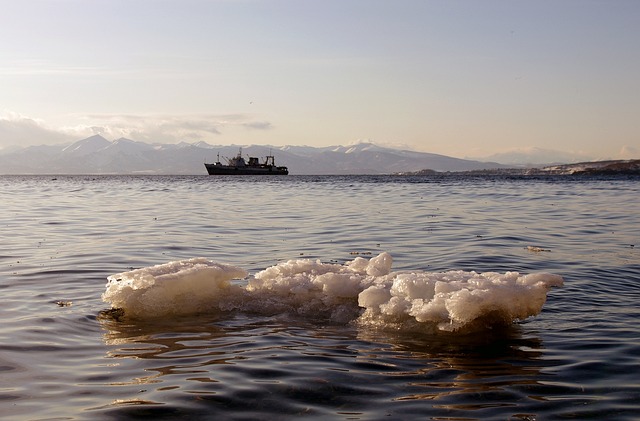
[0,113,74,148]
[242,121,273,130]
[68,113,272,143]
[0,112,275,148]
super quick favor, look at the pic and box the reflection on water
[98,313,550,419]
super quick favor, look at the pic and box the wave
[101,253,563,332]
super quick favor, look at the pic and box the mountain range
[0,135,509,175]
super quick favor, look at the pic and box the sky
[1,0,638,160]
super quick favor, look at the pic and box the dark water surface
[1,175,638,420]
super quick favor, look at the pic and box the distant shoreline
[396,159,640,176]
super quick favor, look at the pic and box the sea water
[0,174,638,420]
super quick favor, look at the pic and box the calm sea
[1,174,638,420]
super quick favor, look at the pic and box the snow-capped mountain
[0,137,508,175]
[62,134,111,156]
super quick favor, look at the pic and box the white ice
[103,258,248,318]
[102,252,563,331]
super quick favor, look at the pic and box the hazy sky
[1,0,638,159]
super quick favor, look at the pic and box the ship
[205,149,289,175]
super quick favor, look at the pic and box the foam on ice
[102,252,563,331]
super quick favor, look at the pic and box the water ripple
[1,175,639,420]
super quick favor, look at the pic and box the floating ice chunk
[358,285,392,309]
[243,254,393,321]
[357,268,564,331]
[102,252,563,331]
[247,252,393,297]
[365,252,393,276]
[102,258,248,318]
